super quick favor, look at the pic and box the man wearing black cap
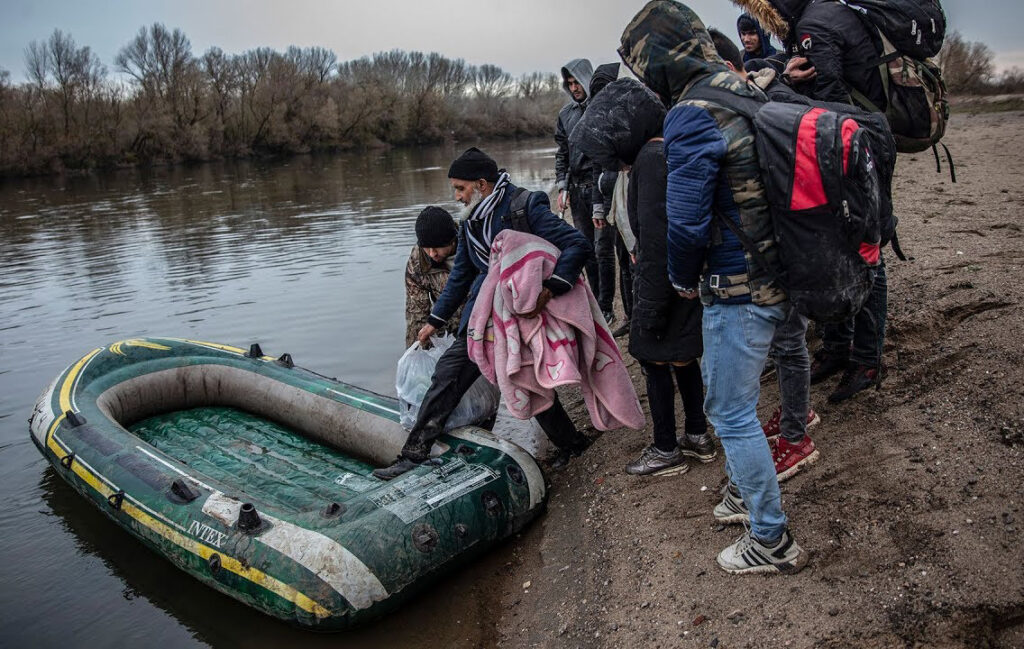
[373,147,595,480]
[405,206,462,347]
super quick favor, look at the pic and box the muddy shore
[449,109,1024,649]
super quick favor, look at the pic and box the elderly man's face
[450,178,491,206]
[566,76,586,101]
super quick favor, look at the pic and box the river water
[0,139,558,647]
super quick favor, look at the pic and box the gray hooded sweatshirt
[554,58,594,189]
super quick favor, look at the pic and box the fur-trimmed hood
[730,0,805,42]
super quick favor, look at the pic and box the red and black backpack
[688,84,896,323]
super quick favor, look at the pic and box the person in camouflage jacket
[619,0,807,575]
[404,207,463,347]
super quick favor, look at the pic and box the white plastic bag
[490,401,556,461]
[395,334,500,431]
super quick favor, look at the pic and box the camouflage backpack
[838,0,951,159]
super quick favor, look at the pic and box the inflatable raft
[29,337,545,630]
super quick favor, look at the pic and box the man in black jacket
[555,58,617,325]
[734,0,892,402]
[734,0,885,109]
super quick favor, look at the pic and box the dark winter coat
[735,0,886,110]
[570,77,702,361]
[618,0,784,306]
[627,141,703,363]
[736,13,779,64]
[427,185,592,334]
[587,63,622,216]
[554,58,594,189]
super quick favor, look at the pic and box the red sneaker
[762,407,821,440]
[771,434,820,482]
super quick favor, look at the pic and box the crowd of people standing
[393,0,930,575]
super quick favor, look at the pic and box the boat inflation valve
[64,410,87,427]
[454,523,468,538]
[60,452,76,470]
[107,490,125,510]
[412,524,439,552]
[481,491,503,518]
[208,553,222,575]
[321,502,346,519]
[506,464,525,485]
[169,479,200,503]
[245,343,264,359]
[276,353,294,369]
[237,502,262,532]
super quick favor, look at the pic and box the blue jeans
[702,301,789,541]
[823,254,887,367]
[770,305,810,443]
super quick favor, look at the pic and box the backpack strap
[684,84,764,121]
[710,211,784,291]
[506,187,532,233]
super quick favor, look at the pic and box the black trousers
[614,227,634,320]
[402,334,585,462]
[640,361,706,452]
[569,185,615,313]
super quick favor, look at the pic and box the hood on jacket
[618,0,730,106]
[561,58,594,103]
[736,12,778,59]
[731,0,804,42]
[570,79,666,171]
[589,63,620,99]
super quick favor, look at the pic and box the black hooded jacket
[587,63,623,216]
[571,79,702,362]
[737,0,886,110]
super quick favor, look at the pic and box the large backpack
[688,85,896,323]
[838,0,951,156]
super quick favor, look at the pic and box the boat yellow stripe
[181,339,247,354]
[45,345,332,619]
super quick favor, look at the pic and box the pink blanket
[467,230,645,431]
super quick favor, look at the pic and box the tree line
[0,24,567,177]
[2,24,1020,177]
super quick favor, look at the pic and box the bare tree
[938,31,995,93]
[472,64,513,100]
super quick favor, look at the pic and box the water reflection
[0,138,557,646]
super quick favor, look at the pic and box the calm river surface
[0,139,557,647]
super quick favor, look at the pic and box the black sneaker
[547,436,592,471]
[372,456,421,481]
[678,432,717,463]
[810,349,849,384]
[828,363,880,403]
[611,320,631,338]
[624,444,688,476]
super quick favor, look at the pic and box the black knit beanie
[415,206,457,248]
[447,147,499,183]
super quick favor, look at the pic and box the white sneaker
[713,482,749,524]
[716,528,808,575]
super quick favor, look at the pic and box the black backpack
[838,0,951,158]
[502,187,535,233]
[688,85,896,323]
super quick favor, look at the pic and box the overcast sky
[1,0,1019,83]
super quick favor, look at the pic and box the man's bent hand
[520,288,553,319]
[417,324,437,348]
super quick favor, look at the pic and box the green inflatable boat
[29,337,546,630]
